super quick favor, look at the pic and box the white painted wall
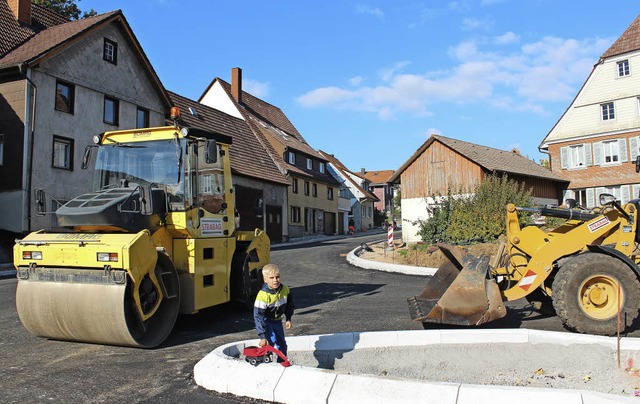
[199,81,243,119]
[545,49,640,144]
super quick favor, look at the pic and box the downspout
[19,63,36,233]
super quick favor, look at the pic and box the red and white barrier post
[388,225,394,249]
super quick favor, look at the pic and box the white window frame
[601,102,615,121]
[200,174,213,194]
[52,135,73,170]
[617,59,630,77]
[306,157,312,170]
[604,186,621,203]
[103,38,117,64]
[569,144,585,168]
[292,178,298,193]
[288,151,296,164]
[319,162,325,173]
[602,140,620,164]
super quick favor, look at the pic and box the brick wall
[549,131,640,189]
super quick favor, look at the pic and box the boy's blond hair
[262,264,280,279]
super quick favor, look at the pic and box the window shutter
[586,188,595,208]
[592,142,603,166]
[630,136,639,161]
[560,146,569,169]
[633,184,640,200]
[584,143,593,166]
[622,185,631,204]
[596,187,606,205]
[563,189,575,204]
[619,138,628,163]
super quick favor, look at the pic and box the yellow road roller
[14,123,270,347]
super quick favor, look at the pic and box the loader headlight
[22,251,42,260]
[97,252,118,262]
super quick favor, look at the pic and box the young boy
[253,264,294,359]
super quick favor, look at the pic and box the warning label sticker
[588,216,610,233]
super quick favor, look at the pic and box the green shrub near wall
[417,175,533,244]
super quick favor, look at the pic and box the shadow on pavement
[291,282,386,310]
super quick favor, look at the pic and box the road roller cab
[14,123,270,348]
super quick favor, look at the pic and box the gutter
[18,63,36,233]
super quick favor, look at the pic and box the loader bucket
[407,244,506,326]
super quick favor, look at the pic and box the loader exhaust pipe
[407,244,506,326]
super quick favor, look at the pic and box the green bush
[417,175,533,243]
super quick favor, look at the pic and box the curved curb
[347,243,438,276]
[194,329,639,404]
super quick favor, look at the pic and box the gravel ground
[288,343,640,398]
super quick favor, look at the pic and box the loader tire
[552,253,640,335]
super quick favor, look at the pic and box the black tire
[230,245,263,309]
[552,253,640,335]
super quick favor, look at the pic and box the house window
[55,81,74,114]
[304,181,309,196]
[604,186,622,203]
[617,60,630,77]
[136,107,149,128]
[292,179,298,194]
[327,187,334,200]
[603,140,619,164]
[52,135,73,170]
[291,206,301,223]
[288,151,296,165]
[569,144,585,168]
[306,158,313,170]
[103,38,118,64]
[312,183,317,197]
[319,162,325,174]
[103,96,119,125]
[601,102,615,121]
[0,134,3,166]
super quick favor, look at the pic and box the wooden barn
[388,135,568,243]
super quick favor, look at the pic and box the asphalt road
[2,232,639,403]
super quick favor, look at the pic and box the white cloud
[349,76,363,86]
[494,31,519,45]
[461,17,490,31]
[379,61,410,82]
[296,35,612,119]
[356,5,384,19]
[243,80,270,98]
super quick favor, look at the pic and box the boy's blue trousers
[265,319,287,360]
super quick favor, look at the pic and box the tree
[33,0,97,20]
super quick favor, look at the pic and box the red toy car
[243,345,291,367]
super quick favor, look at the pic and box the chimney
[231,67,242,104]
[361,168,366,175]
[8,0,31,25]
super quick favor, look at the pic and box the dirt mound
[360,241,499,268]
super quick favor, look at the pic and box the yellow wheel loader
[408,194,640,336]
[13,121,270,348]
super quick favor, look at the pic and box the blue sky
[82,0,639,172]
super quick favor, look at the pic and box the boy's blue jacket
[254,283,295,339]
